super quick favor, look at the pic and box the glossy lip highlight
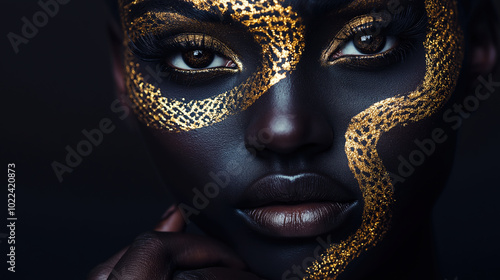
[236,173,359,238]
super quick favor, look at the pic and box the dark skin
[90,0,498,279]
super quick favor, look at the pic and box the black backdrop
[1,1,499,279]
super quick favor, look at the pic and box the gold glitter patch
[125,11,201,43]
[119,0,305,132]
[305,0,464,279]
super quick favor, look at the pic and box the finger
[87,247,128,280]
[155,205,185,232]
[174,267,264,280]
[89,205,186,279]
[111,231,246,279]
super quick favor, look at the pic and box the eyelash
[129,33,240,84]
[325,10,428,68]
[129,9,427,79]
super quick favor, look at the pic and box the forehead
[120,0,354,7]
[119,0,398,19]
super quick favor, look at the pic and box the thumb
[154,205,186,232]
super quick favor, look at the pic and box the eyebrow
[122,0,231,23]
[122,0,393,25]
[291,0,357,16]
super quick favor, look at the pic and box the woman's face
[118,0,464,279]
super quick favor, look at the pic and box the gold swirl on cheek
[305,0,464,279]
[119,0,305,132]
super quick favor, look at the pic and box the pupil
[354,33,386,54]
[182,50,215,69]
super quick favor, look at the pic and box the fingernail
[161,205,177,220]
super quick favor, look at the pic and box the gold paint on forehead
[125,12,200,42]
[120,0,306,132]
[122,0,147,13]
[305,0,464,279]
[124,0,146,6]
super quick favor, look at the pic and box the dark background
[1,1,499,279]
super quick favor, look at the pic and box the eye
[322,13,426,68]
[340,33,397,56]
[168,50,238,71]
[130,33,242,85]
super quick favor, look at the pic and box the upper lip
[236,173,356,209]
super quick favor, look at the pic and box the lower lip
[238,201,357,238]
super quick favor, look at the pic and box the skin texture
[90,0,498,279]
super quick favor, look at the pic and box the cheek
[306,45,427,145]
[139,123,247,210]
[325,45,426,106]
[377,111,456,221]
[139,128,209,202]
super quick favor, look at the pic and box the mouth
[236,173,358,238]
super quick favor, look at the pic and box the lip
[236,173,358,238]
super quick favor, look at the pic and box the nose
[245,78,333,157]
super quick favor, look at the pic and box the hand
[88,205,263,280]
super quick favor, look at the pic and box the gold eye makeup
[119,0,306,132]
[165,34,240,71]
[126,11,199,43]
[133,33,241,74]
[321,10,427,69]
[167,49,237,72]
[340,34,397,55]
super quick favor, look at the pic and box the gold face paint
[119,0,305,132]
[125,11,202,43]
[320,13,387,65]
[120,0,463,278]
[305,0,464,279]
